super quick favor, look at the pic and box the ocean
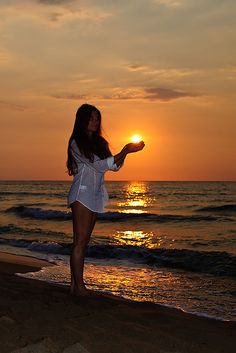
[0,180,235,321]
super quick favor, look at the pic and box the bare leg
[70,211,97,294]
[70,201,97,296]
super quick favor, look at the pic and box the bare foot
[70,285,97,297]
[70,283,75,295]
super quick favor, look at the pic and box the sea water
[0,180,235,321]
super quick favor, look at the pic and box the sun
[131,134,142,143]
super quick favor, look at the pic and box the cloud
[144,87,198,101]
[47,11,63,21]
[125,63,202,78]
[126,64,148,72]
[37,0,74,5]
[154,0,185,7]
[51,93,89,100]
[105,86,199,101]
[0,1,111,25]
[0,49,12,64]
[217,66,236,80]
[50,86,199,102]
[0,99,26,111]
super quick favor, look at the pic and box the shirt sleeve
[108,156,124,172]
[71,140,123,173]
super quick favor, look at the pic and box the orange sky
[0,0,235,181]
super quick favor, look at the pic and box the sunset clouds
[0,0,235,180]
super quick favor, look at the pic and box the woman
[66,103,145,296]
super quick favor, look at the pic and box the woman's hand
[123,141,145,154]
[114,141,145,167]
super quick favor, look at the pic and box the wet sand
[0,251,235,353]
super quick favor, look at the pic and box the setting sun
[131,134,142,143]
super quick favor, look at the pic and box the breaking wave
[5,205,229,223]
[197,204,236,213]
[1,237,235,278]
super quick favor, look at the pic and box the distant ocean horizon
[1,179,235,182]
[0,180,235,321]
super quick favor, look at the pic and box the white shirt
[67,138,123,213]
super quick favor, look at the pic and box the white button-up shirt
[67,139,123,213]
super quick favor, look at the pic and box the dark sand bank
[0,252,235,353]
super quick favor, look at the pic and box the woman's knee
[73,233,90,249]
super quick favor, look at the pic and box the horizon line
[0,179,235,182]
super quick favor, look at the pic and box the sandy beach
[0,251,235,353]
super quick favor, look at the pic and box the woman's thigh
[71,201,96,243]
[89,212,97,235]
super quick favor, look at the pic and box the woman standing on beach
[66,104,145,296]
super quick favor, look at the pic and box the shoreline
[0,251,52,274]
[1,249,235,323]
[0,251,236,353]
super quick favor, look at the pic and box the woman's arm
[71,140,117,173]
[114,141,145,167]
[71,140,145,172]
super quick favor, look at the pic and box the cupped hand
[124,141,145,153]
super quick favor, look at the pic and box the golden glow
[118,182,154,213]
[131,134,142,143]
[24,262,183,304]
[0,1,235,182]
[114,230,155,248]
[120,209,146,214]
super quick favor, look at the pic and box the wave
[0,191,65,198]
[1,237,235,278]
[0,238,66,254]
[5,205,229,223]
[86,245,236,278]
[99,212,224,222]
[0,224,67,238]
[5,206,71,221]
[197,204,236,213]
[171,192,224,196]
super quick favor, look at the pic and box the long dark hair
[66,104,112,176]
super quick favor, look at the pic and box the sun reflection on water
[114,230,156,248]
[120,208,146,214]
[20,260,236,320]
[118,182,153,213]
